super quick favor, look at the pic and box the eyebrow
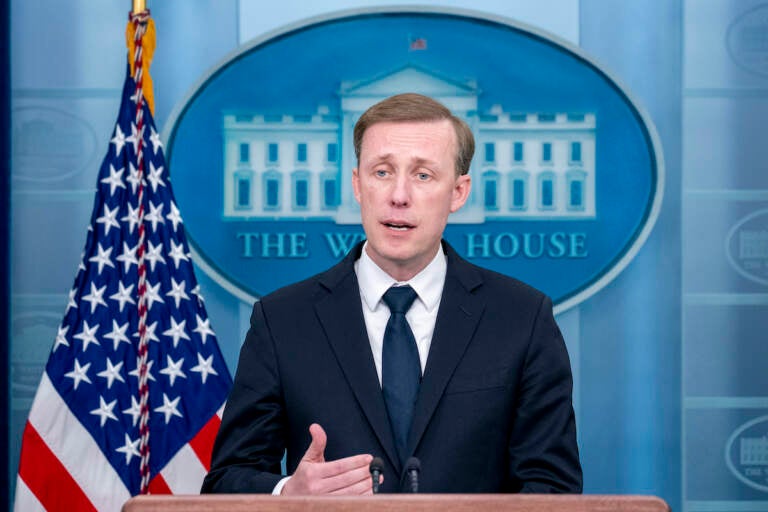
[364,153,438,167]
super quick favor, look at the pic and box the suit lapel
[314,246,401,472]
[407,244,485,457]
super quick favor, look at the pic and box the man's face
[352,119,471,281]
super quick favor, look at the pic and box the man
[202,93,582,494]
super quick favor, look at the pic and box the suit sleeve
[508,295,583,493]
[201,301,286,493]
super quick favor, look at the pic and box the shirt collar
[355,242,447,313]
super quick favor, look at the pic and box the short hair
[353,93,475,176]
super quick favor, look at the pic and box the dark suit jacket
[202,241,582,493]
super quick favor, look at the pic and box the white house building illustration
[222,65,596,223]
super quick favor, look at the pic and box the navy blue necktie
[381,285,420,464]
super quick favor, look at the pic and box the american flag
[14,12,232,511]
[409,36,427,51]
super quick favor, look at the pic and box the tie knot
[383,285,418,314]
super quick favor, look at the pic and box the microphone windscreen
[370,456,385,473]
[406,456,421,472]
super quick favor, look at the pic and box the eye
[416,172,430,181]
[375,169,388,177]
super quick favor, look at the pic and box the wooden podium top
[122,494,670,512]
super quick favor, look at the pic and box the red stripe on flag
[18,422,97,512]
[148,473,172,494]
[188,414,221,470]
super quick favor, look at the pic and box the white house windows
[296,143,308,163]
[321,172,338,209]
[513,142,524,163]
[541,142,553,163]
[267,143,279,164]
[567,170,586,210]
[484,142,495,163]
[292,171,310,210]
[327,143,338,163]
[538,172,556,210]
[263,170,281,210]
[509,171,528,210]
[482,171,500,210]
[234,169,253,210]
[570,141,582,164]
[239,143,250,163]
[222,105,595,220]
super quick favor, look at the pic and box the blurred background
[6,1,768,511]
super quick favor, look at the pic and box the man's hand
[281,423,381,495]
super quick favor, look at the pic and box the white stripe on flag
[13,475,46,512]
[28,373,131,512]
[159,442,207,493]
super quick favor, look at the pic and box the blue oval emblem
[726,415,768,492]
[726,209,768,286]
[165,7,663,312]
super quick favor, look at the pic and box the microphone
[369,457,384,494]
[405,457,420,493]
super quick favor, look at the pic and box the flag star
[144,281,165,311]
[126,122,142,155]
[167,201,183,232]
[125,163,145,194]
[163,317,191,348]
[133,320,160,344]
[100,164,126,196]
[121,202,140,234]
[166,278,190,308]
[154,393,183,424]
[104,319,131,351]
[159,355,186,386]
[193,315,215,345]
[191,284,205,304]
[116,433,141,465]
[149,126,163,155]
[53,324,70,351]
[191,353,218,384]
[65,287,78,313]
[88,243,116,275]
[111,124,127,156]
[110,281,136,312]
[64,359,92,390]
[96,204,121,235]
[90,396,118,427]
[97,358,126,389]
[73,320,100,351]
[146,161,166,192]
[167,240,189,269]
[128,358,156,382]
[82,282,108,314]
[144,241,166,272]
[144,201,165,232]
[122,396,142,427]
[116,242,139,273]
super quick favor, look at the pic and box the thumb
[302,423,327,463]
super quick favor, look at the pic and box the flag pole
[133,0,146,14]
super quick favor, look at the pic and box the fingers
[315,453,372,478]
[321,459,374,493]
[302,423,327,463]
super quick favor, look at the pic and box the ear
[450,174,471,213]
[352,167,361,204]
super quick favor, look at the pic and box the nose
[390,173,411,207]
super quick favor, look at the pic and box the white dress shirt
[354,243,447,384]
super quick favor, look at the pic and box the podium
[122,494,670,512]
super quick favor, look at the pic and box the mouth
[382,221,415,231]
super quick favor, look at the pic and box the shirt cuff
[272,476,291,495]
